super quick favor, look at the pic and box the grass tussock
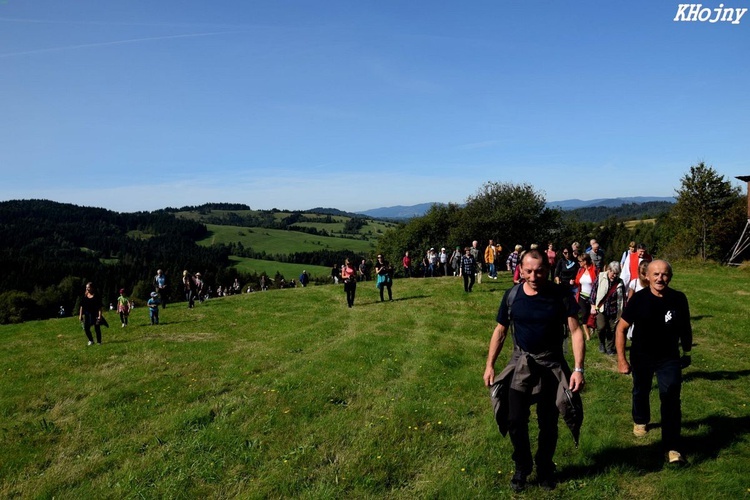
[1,265,749,498]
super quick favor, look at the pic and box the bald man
[616,260,692,465]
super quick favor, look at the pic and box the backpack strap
[506,284,522,346]
[507,283,570,346]
[506,283,521,321]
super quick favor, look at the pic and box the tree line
[375,163,747,275]
[1,162,744,323]
[0,200,374,324]
[0,200,231,324]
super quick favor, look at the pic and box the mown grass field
[1,263,749,498]
[199,224,376,255]
[229,256,331,281]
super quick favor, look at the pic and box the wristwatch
[574,367,584,374]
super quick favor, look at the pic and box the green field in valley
[199,224,376,255]
[229,256,332,281]
[1,262,749,498]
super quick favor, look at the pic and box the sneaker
[633,423,648,437]
[510,471,527,492]
[598,344,605,353]
[87,341,94,346]
[668,450,687,465]
[121,323,125,328]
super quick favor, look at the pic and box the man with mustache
[615,260,693,465]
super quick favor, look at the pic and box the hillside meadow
[228,256,331,281]
[1,263,749,498]
[198,224,376,255]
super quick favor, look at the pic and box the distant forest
[0,200,232,324]
[0,198,677,324]
[565,201,674,223]
[0,201,368,324]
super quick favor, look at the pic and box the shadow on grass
[558,415,750,480]
[690,315,713,321]
[367,295,431,303]
[683,369,750,382]
[682,415,750,461]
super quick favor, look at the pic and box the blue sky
[1,1,748,213]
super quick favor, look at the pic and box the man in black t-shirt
[615,259,692,465]
[484,250,585,491]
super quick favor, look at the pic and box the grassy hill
[199,224,376,255]
[2,263,749,498]
[229,256,331,280]
[178,209,398,243]
[183,208,398,277]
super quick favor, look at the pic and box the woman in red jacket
[574,253,598,341]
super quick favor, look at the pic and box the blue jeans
[489,263,496,278]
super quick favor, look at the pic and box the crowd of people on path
[71,233,694,493]
[484,246,692,491]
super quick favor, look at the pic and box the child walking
[148,292,160,325]
[117,288,130,327]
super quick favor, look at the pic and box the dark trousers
[185,290,195,308]
[596,314,617,353]
[156,287,168,308]
[83,313,102,343]
[631,355,682,452]
[344,280,356,307]
[462,273,475,292]
[507,373,559,476]
[379,282,392,301]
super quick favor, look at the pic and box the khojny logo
[674,3,748,24]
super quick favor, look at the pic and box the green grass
[178,209,397,244]
[1,264,749,498]
[229,256,331,279]
[199,224,375,255]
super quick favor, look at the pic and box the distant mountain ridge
[356,203,443,219]
[356,197,675,219]
[547,196,676,210]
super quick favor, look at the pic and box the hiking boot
[510,471,528,492]
[668,450,687,465]
[633,423,648,437]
